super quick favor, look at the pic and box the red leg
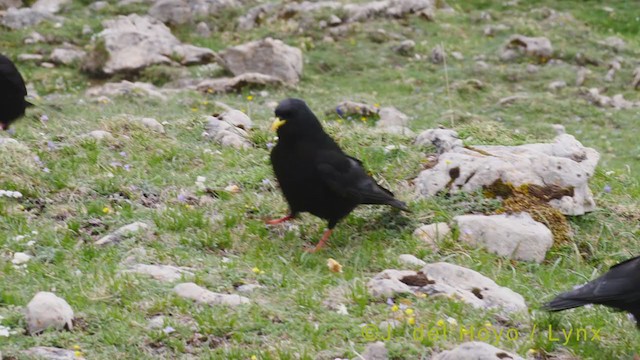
[305,229,333,253]
[265,213,294,225]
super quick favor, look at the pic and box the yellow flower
[407,317,415,325]
[184,204,193,210]
[102,207,111,214]
[206,88,213,93]
[252,267,265,275]
[404,308,414,316]
[527,349,538,356]
[436,319,445,327]
[74,351,82,357]
[484,321,492,327]
[201,101,209,105]
[416,292,427,298]
[191,107,198,112]
[251,356,258,360]
[373,103,380,108]
[360,117,367,122]
[73,345,81,350]
[247,95,253,101]
[391,305,399,312]
[326,258,343,273]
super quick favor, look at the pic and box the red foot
[265,214,294,225]
[304,229,333,253]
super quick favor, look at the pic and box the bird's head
[271,98,324,139]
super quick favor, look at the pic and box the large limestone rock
[368,263,527,314]
[89,14,215,75]
[23,347,86,360]
[25,292,74,334]
[85,81,168,100]
[124,264,194,282]
[31,0,70,13]
[454,213,553,263]
[149,0,238,25]
[196,72,284,93]
[217,38,303,85]
[431,342,524,360]
[95,221,151,245]
[1,7,58,29]
[415,130,600,215]
[502,35,553,60]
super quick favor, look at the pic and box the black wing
[316,150,408,210]
[0,55,28,97]
[544,256,640,310]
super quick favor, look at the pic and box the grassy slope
[1,0,639,359]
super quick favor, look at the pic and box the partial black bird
[0,54,31,131]
[543,255,640,328]
[267,98,409,252]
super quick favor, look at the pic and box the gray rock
[1,7,58,29]
[398,254,426,267]
[413,222,451,249]
[415,128,462,154]
[236,3,279,30]
[81,130,114,141]
[196,72,284,93]
[24,31,45,44]
[31,0,69,13]
[548,80,567,91]
[415,131,600,215]
[355,341,388,360]
[95,221,151,245]
[575,66,591,86]
[377,106,412,135]
[236,284,263,293]
[174,282,250,306]
[503,35,553,59]
[25,292,74,334]
[392,39,415,55]
[604,59,621,83]
[367,269,415,297]
[455,213,553,263]
[149,0,192,25]
[600,36,625,52]
[430,44,445,64]
[23,347,85,360]
[147,315,165,329]
[89,1,108,11]
[0,0,22,10]
[50,46,86,65]
[136,117,165,133]
[218,38,303,85]
[196,21,211,37]
[85,81,168,100]
[584,88,639,110]
[18,53,44,62]
[125,264,194,282]
[90,14,215,74]
[633,67,640,90]
[204,112,253,149]
[431,342,524,360]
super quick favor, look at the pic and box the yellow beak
[270,117,287,132]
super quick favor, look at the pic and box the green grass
[1,0,640,359]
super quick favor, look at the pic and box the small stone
[432,342,524,360]
[174,282,250,306]
[23,347,85,360]
[451,51,464,60]
[147,315,165,329]
[236,284,263,293]
[12,252,32,265]
[548,80,567,91]
[196,21,211,37]
[95,221,150,245]
[41,62,55,68]
[355,341,388,360]
[25,292,74,334]
[398,254,427,268]
[136,117,165,133]
[125,264,193,282]
[18,53,44,62]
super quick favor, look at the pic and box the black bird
[543,255,640,328]
[267,98,409,252]
[0,54,31,131]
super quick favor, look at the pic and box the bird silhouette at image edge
[267,98,409,253]
[542,255,640,329]
[0,54,32,131]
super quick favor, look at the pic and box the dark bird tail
[542,295,590,312]
[387,198,410,212]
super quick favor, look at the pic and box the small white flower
[14,235,26,241]
[163,326,175,334]
[26,240,36,246]
[196,176,206,183]
[446,317,458,325]
[0,325,11,337]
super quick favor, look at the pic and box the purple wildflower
[386,298,394,306]
[603,184,611,193]
[119,151,127,157]
[177,194,186,203]
[40,114,49,122]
